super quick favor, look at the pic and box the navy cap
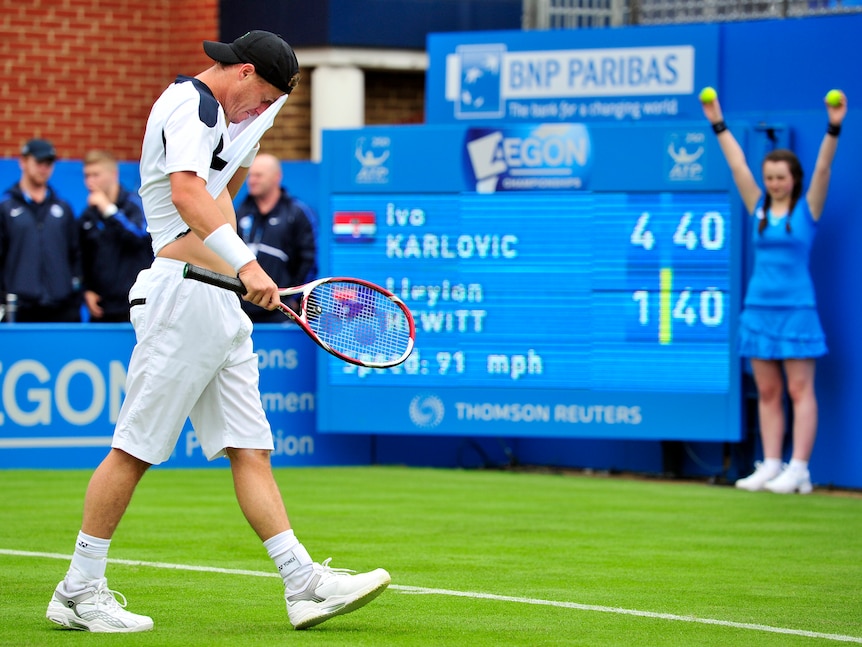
[203,30,300,95]
[21,138,57,162]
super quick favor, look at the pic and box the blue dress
[738,198,827,359]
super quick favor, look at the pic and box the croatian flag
[332,212,376,242]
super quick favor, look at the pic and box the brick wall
[0,1,424,163]
[169,0,219,76]
[0,0,219,162]
[365,71,426,126]
[258,72,313,160]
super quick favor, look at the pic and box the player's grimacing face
[762,160,794,201]
[226,74,283,124]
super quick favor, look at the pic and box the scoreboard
[316,123,744,440]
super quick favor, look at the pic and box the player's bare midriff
[157,232,236,276]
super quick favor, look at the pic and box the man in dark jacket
[0,138,81,322]
[78,150,153,322]
[236,153,317,322]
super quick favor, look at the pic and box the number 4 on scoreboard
[630,212,655,250]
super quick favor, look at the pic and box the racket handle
[182,263,247,295]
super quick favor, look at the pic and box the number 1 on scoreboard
[631,269,673,345]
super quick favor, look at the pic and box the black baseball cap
[21,138,57,162]
[203,30,300,95]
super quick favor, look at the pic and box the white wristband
[102,204,118,218]
[240,143,260,168]
[204,224,256,271]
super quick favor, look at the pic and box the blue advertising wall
[0,325,369,469]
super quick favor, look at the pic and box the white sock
[762,458,782,471]
[263,530,314,591]
[65,531,111,591]
[789,459,809,472]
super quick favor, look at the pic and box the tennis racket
[183,263,415,368]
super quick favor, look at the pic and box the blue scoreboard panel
[317,123,743,441]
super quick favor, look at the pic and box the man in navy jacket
[0,138,81,322]
[78,150,153,322]
[236,153,317,322]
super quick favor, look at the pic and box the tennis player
[46,30,390,633]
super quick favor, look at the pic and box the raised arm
[807,91,848,220]
[701,95,762,215]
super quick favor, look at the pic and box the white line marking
[0,436,112,448]
[4,549,860,643]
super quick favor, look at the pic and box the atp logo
[354,136,391,185]
[666,131,706,182]
[409,395,445,429]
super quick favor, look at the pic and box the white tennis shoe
[735,461,782,491]
[286,558,390,630]
[765,465,814,494]
[46,578,153,633]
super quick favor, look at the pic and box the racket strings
[306,281,412,363]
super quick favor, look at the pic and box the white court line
[4,549,860,644]
[0,436,112,448]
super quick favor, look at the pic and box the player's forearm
[170,173,232,239]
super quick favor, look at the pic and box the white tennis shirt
[138,76,229,255]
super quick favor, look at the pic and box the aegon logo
[0,359,126,427]
[464,124,592,193]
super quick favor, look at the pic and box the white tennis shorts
[113,258,273,464]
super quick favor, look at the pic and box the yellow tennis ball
[825,89,843,107]
[699,86,718,104]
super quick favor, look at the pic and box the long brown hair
[759,149,803,234]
